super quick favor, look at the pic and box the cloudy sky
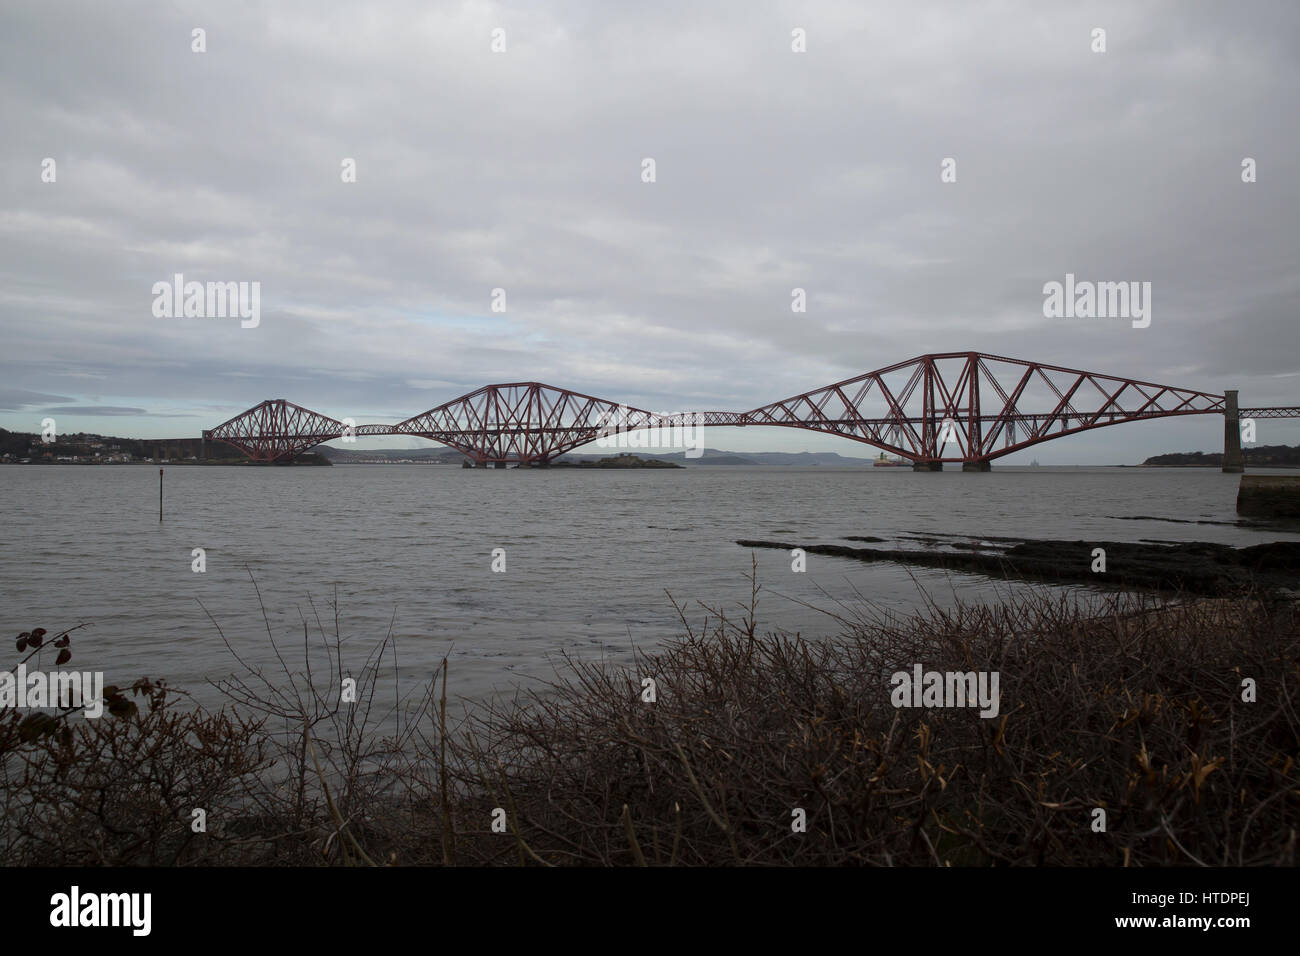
[2,0,1297,462]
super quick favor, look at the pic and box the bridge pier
[475,461,488,468]
[962,461,991,472]
[1223,389,1244,473]
[494,461,507,469]
[912,461,943,472]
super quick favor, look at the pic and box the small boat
[872,452,908,467]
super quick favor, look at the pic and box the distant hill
[318,445,464,463]
[647,449,873,466]
[317,444,876,466]
[1141,444,1300,467]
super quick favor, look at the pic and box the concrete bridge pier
[1223,389,1244,473]
[493,461,507,469]
[912,461,943,471]
[962,461,991,472]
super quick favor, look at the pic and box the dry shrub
[0,627,270,865]
[432,581,1299,866]
[4,577,1297,866]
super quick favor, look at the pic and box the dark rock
[735,536,1300,597]
[1237,476,1300,518]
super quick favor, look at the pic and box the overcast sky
[2,0,1297,462]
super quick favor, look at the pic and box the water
[2,464,1295,716]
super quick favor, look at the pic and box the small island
[1141,443,1300,467]
[547,453,681,469]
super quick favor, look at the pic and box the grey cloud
[1,0,1297,459]
[40,405,155,416]
[0,388,76,411]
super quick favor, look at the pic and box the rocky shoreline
[736,533,1300,597]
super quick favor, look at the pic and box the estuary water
[2,464,1295,716]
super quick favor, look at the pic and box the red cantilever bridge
[202,352,1295,471]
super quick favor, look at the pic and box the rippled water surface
[3,464,1295,712]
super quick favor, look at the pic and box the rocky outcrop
[736,535,1300,597]
[1237,476,1300,518]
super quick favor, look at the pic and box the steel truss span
[201,351,1281,465]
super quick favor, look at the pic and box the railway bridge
[202,352,1299,471]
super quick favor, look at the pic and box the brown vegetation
[2,579,1297,866]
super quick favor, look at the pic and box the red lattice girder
[740,352,1229,462]
[394,383,722,464]
[204,399,348,462]
[203,352,1296,464]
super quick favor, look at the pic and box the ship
[872,452,908,467]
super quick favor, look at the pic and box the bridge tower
[1222,389,1244,473]
[912,359,943,471]
[961,354,990,471]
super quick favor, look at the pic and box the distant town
[0,428,248,465]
